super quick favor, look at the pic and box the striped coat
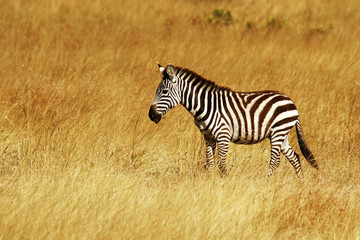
[149,63,318,178]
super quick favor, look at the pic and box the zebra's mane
[175,67,233,92]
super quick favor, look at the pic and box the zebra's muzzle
[149,105,162,124]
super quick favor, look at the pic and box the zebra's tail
[295,121,319,170]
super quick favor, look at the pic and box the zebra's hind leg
[203,135,216,171]
[267,134,283,177]
[281,135,304,179]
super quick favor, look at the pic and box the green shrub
[204,9,233,26]
[245,20,254,29]
[265,17,286,28]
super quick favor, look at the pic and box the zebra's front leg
[203,135,216,171]
[217,139,230,175]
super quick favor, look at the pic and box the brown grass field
[1,0,360,239]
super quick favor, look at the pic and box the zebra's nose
[149,105,161,124]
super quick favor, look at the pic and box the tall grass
[0,0,360,239]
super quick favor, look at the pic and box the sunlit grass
[0,0,360,239]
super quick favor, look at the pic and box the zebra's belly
[194,119,211,135]
[231,134,268,145]
[232,138,267,145]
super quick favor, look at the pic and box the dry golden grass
[1,0,360,239]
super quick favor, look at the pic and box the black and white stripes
[149,63,318,178]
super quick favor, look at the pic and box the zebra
[149,63,318,179]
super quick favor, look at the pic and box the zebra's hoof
[203,163,215,172]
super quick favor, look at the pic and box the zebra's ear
[158,62,165,76]
[166,64,176,78]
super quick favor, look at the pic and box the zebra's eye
[162,89,169,95]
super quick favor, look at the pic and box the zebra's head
[149,63,181,124]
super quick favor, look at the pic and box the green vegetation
[204,9,233,25]
[265,17,286,28]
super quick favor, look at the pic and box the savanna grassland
[1,0,360,239]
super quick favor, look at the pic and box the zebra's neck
[176,67,227,119]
